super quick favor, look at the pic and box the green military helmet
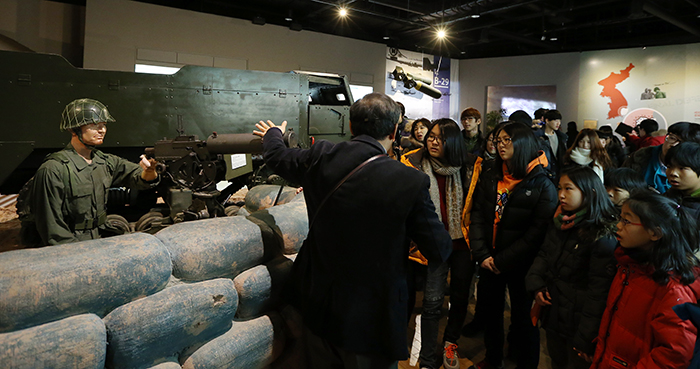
[60,98,116,131]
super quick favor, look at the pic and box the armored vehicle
[1,50,353,226]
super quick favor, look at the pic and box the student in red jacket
[590,191,700,369]
[625,119,665,151]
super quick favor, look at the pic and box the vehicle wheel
[135,212,164,233]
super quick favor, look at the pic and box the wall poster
[385,47,451,121]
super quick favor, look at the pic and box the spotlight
[437,29,446,39]
[339,8,348,17]
[550,37,558,41]
[471,14,480,18]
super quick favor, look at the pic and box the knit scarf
[570,147,604,181]
[422,156,464,240]
[553,206,588,230]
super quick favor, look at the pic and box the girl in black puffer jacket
[525,166,618,369]
[470,122,558,369]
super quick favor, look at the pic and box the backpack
[16,151,71,247]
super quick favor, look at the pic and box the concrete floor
[399,285,552,369]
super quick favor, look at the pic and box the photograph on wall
[385,47,449,121]
[485,85,557,130]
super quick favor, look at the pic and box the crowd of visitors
[254,96,700,369]
[395,106,700,369]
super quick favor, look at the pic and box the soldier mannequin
[23,98,159,246]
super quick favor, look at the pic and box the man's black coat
[262,128,452,360]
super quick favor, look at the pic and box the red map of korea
[597,63,635,119]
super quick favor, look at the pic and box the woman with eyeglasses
[590,191,700,369]
[401,118,482,369]
[469,121,558,369]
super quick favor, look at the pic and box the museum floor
[399,284,552,369]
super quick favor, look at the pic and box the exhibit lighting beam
[309,0,427,26]
[642,2,700,37]
[487,27,557,49]
[367,0,425,16]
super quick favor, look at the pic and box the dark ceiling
[57,0,700,59]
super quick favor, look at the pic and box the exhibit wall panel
[458,52,581,128]
[578,43,700,128]
[0,0,84,66]
[83,0,386,93]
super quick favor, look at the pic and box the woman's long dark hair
[624,191,699,285]
[411,118,430,141]
[494,121,541,179]
[425,118,467,167]
[564,129,613,170]
[561,166,618,243]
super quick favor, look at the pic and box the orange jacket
[400,147,482,265]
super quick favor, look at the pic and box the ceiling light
[339,8,348,17]
[383,36,390,40]
[285,17,293,22]
[285,10,293,22]
[550,37,558,41]
[437,29,447,39]
[471,5,481,19]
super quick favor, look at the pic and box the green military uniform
[31,143,156,245]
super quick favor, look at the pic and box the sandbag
[245,185,299,212]
[156,216,276,281]
[181,313,285,369]
[233,257,294,319]
[0,313,106,369]
[0,233,172,332]
[103,278,238,369]
[248,200,308,254]
[237,206,250,217]
[147,362,182,369]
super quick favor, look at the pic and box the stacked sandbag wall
[0,185,308,369]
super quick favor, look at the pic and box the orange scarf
[491,152,548,247]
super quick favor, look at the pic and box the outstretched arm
[253,120,288,139]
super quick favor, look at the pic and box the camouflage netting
[60,98,115,131]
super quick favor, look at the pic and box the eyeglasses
[426,134,443,144]
[665,134,681,145]
[617,216,643,227]
[494,138,512,146]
